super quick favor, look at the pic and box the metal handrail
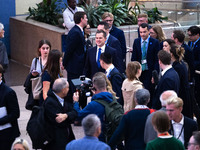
[136,1,200,3]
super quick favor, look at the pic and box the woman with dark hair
[170,44,192,118]
[30,39,51,76]
[122,61,143,112]
[26,39,51,109]
[146,111,185,150]
[149,25,166,50]
[42,49,63,100]
[83,24,93,50]
[163,39,175,53]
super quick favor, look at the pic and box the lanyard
[171,123,184,140]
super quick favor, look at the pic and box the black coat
[0,82,20,150]
[43,90,77,150]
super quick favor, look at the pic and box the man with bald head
[144,90,178,144]
[44,78,77,150]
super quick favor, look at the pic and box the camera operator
[73,74,114,142]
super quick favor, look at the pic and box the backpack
[26,105,52,149]
[94,99,124,143]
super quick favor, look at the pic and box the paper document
[0,106,12,130]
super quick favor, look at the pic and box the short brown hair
[138,14,148,19]
[152,111,170,133]
[126,61,141,81]
[102,12,114,20]
[173,30,185,43]
[74,11,86,24]
[158,50,171,65]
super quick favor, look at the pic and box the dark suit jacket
[63,25,86,78]
[182,43,195,81]
[83,45,120,79]
[131,37,159,72]
[188,39,200,71]
[44,90,77,150]
[169,116,198,148]
[173,61,192,118]
[152,68,180,109]
[0,82,20,145]
[107,35,124,73]
[110,26,126,60]
[108,67,123,105]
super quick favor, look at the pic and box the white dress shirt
[161,65,172,76]
[172,115,184,144]
[63,6,84,33]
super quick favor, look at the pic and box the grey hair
[0,23,4,31]
[92,75,106,91]
[52,78,68,93]
[11,138,30,150]
[160,90,177,106]
[82,114,101,136]
[135,89,150,105]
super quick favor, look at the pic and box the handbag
[31,76,42,99]
[24,73,32,94]
[31,58,43,100]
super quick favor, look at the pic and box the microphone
[152,70,159,85]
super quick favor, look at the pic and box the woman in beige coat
[122,61,143,112]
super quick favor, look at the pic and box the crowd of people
[1,0,200,149]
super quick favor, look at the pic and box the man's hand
[73,91,79,102]
[56,113,68,123]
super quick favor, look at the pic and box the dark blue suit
[188,39,200,105]
[63,25,86,78]
[110,26,126,60]
[152,68,180,109]
[131,37,159,91]
[108,67,123,105]
[0,82,20,150]
[182,43,195,81]
[107,35,124,73]
[169,116,198,148]
[83,46,120,79]
[173,61,192,118]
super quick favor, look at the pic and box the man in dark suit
[0,64,20,150]
[188,26,200,106]
[166,97,198,148]
[100,52,124,105]
[83,30,120,79]
[44,78,77,150]
[131,23,159,93]
[101,12,127,64]
[63,11,88,98]
[171,30,195,81]
[97,21,124,73]
[153,50,180,109]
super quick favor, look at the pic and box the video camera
[71,75,93,97]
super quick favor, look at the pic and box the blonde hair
[102,12,114,20]
[11,138,30,150]
[170,44,185,62]
[151,25,166,42]
[93,72,117,99]
[166,97,183,108]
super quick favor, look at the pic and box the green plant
[26,0,63,26]
[145,7,168,23]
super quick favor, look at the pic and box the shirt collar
[68,6,77,13]
[53,92,64,106]
[106,33,110,44]
[141,35,150,43]
[161,65,172,76]
[106,64,114,76]
[76,24,83,32]
[135,105,149,109]
[0,79,2,85]
[97,44,106,52]
[172,114,184,125]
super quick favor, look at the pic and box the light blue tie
[97,48,101,68]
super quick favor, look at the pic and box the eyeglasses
[188,34,196,37]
